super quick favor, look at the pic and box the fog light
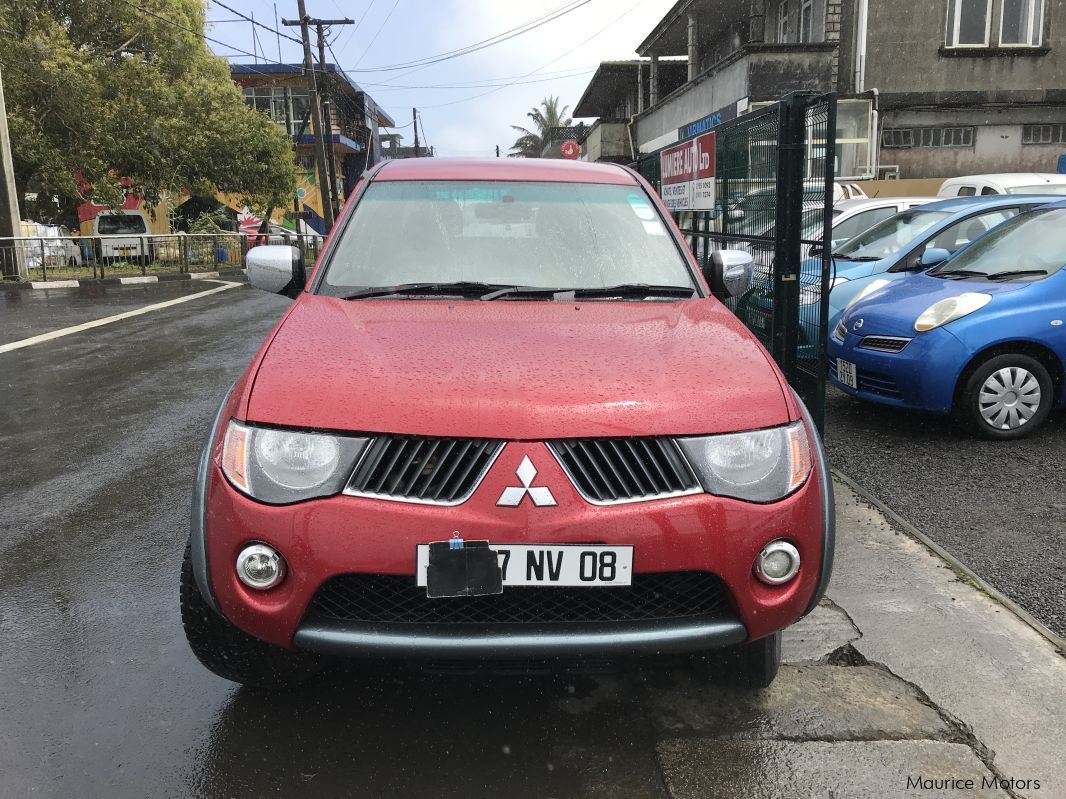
[236,544,286,590]
[754,540,800,585]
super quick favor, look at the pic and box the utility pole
[0,67,24,279]
[413,108,420,158]
[283,2,351,232]
[315,21,349,221]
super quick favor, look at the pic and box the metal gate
[633,92,837,430]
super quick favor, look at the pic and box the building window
[778,0,791,43]
[799,0,814,42]
[945,0,992,47]
[1022,123,1066,144]
[1001,0,1044,46]
[882,126,975,148]
[242,85,311,135]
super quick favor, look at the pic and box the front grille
[858,335,911,353]
[550,438,700,504]
[833,319,847,341]
[858,370,903,399]
[307,572,731,625]
[346,436,502,504]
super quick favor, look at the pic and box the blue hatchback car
[826,195,1054,326]
[738,196,1048,354]
[827,201,1066,439]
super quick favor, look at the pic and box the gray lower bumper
[292,617,748,659]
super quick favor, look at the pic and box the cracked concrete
[826,484,1066,799]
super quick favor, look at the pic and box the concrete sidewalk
[648,482,1064,799]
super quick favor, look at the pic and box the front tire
[180,543,314,687]
[955,354,1053,440]
[693,632,782,689]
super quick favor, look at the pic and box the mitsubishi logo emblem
[497,456,557,507]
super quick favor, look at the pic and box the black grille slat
[556,441,604,502]
[308,572,730,625]
[552,438,699,502]
[858,336,911,353]
[637,439,672,493]
[348,436,500,504]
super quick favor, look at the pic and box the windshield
[834,210,949,260]
[97,214,147,235]
[934,208,1066,278]
[1005,185,1066,195]
[320,180,694,295]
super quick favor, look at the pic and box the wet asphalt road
[824,387,1066,637]
[0,281,1051,797]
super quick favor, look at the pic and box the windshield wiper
[985,269,1048,281]
[482,284,696,301]
[832,254,882,262]
[569,284,696,300]
[341,281,509,300]
[933,269,994,280]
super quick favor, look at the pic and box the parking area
[824,388,1066,638]
[1,283,1063,798]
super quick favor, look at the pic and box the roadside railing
[0,232,326,282]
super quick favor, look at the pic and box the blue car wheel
[956,353,1054,440]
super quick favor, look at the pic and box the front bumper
[827,326,969,413]
[191,403,832,659]
[293,617,748,659]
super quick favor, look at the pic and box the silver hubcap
[978,367,1042,430]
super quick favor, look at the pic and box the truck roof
[373,157,637,185]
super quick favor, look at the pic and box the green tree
[0,0,296,214]
[509,95,572,158]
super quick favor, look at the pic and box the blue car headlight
[914,293,991,333]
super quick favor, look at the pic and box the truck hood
[245,294,791,439]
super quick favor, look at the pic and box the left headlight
[221,420,369,504]
[678,422,812,503]
[914,292,991,333]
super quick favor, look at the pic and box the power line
[351,0,591,73]
[119,0,287,64]
[352,0,401,68]
[417,112,431,155]
[335,0,377,53]
[417,0,648,110]
[365,68,595,91]
[209,0,301,44]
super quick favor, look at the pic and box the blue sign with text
[678,103,738,141]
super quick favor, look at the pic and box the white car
[938,173,1066,198]
[93,210,153,264]
[821,196,934,252]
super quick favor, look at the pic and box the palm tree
[509,96,572,158]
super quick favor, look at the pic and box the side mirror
[247,245,305,297]
[918,247,951,269]
[705,249,755,300]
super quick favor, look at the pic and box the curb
[1,269,248,291]
[833,467,1066,654]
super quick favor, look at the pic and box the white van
[93,210,152,263]
[937,173,1066,198]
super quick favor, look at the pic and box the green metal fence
[632,92,837,430]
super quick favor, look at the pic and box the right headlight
[221,420,368,504]
[844,278,890,311]
[678,422,812,503]
[914,293,991,333]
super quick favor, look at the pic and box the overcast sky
[205,0,677,157]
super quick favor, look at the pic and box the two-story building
[231,63,395,232]
[575,0,1066,180]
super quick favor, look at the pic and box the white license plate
[416,544,633,587]
[837,358,858,389]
